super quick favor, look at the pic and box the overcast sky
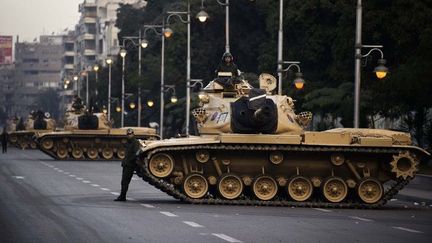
[0,0,83,42]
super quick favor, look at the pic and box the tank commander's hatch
[259,73,277,94]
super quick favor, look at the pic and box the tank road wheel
[253,176,278,201]
[102,147,114,160]
[41,138,54,150]
[30,141,38,149]
[288,176,313,202]
[183,174,208,199]
[19,142,27,150]
[117,147,126,159]
[357,178,383,204]
[56,147,69,159]
[87,147,99,160]
[322,177,348,203]
[9,135,17,143]
[148,153,174,178]
[218,174,243,200]
[72,147,84,159]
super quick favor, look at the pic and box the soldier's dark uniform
[215,52,240,89]
[114,129,140,201]
[1,128,8,154]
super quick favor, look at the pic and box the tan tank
[36,102,159,160]
[135,73,430,208]
[8,111,56,149]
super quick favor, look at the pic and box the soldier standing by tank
[215,52,240,88]
[1,127,8,154]
[114,128,141,201]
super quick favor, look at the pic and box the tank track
[138,144,415,208]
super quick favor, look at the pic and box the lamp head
[163,27,173,38]
[129,102,136,109]
[93,64,99,71]
[293,72,305,90]
[170,95,178,104]
[140,39,149,48]
[116,106,121,112]
[374,58,388,79]
[196,10,209,22]
[106,58,113,65]
[119,48,127,58]
[147,100,154,107]
[73,75,79,81]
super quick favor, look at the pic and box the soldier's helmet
[126,128,134,135]
[222,52,233,62]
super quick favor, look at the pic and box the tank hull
[37,127,159,160]
[136,131,429,208]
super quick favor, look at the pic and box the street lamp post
[121,34,147,127]
[354,0,388,128]
[73,75,79,96]
[197,0,230,53]
[165,2,192,135]
[93,64,99,100]
[119,48,127,127]
[277,0,284,95]
[106,57,113,121]
[143,24,165,138]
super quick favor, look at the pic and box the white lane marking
[350,216,373,222]
[390,198,397,202]
[13,176,25,180]
[127,198,136,201]
[63,172,70,175]
[183,221,204,228]
[76,177,83,180]
[82,180,91,183]
[58,170,64,172]
[212,233,242,243]
[69,175,76,177]
[160,211,178,217]
[91,184,99,187]
[392,227,423,234]
[101,188,110,191]
[314,208,332,213]
[141,204,155,208]
[110,192,120,196]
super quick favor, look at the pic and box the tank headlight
[198,92,210,103]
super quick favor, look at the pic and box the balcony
[64,51,75,56]
[64,64,74,70]
[83,49,96,56]
[79,33,95,41]
[83,17,96,24]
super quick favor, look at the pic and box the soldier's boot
[114,191,127,201]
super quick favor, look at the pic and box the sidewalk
[396,174,432,204]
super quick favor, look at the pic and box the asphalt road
[1,148,431,243]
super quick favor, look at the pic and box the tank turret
[8,110,56,149]
[193,73,311,135]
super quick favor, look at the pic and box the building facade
[12,35,64,118]
[0,64,15,118]
[75,0,146,72]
